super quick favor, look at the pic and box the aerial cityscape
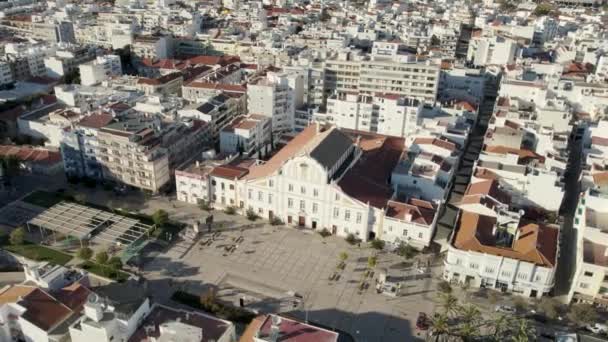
[0,0,607,340]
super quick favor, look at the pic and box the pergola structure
[26,201,154,247]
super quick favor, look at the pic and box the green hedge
[80,261,129,282]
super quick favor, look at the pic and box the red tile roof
[465,179,511,204]
[210,165,249,179]
[412,137,457,152]
[338,131,406,208]
[245,124,319,179]
[0,145,62,165]
[593,172,608,186]
[386,199,436,225]
[484,145,545,164]
[78,113,114,129]
[19,288,72,331]
[592,136,608,147]
[453,212,558,267]
[257,314,338,342]
[54,283,91,311]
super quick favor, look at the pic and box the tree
[538,297,561,320]
[1,155,20,184]
[370,239,385,250]
[430,313,450,341]
[345,233,357,245]
[490,314,510,341]
[9,227,25,245]
[430,34,441,47]
[152,209,169,227]
[438,280,452,294]
[534,3,553,16]
[512,296,528,313]
[77,247,93,260]
[73,193,87,204]
[108,256,123,270]
[511,318,535,342]
[197,199,212,211]
[339,252,348,262]
[439,293,459,316]
[396,242,417,259]
[568,303,598,326]
[458,304,481,340]
[367,255,377,269]
[95,251,109,265]
[245,208,258,221]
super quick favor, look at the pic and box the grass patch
[21,190,71,208]
[80,261,129,282]
[3,242,72,265]
[172,291,256,324]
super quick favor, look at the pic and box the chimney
[269,315,282,342]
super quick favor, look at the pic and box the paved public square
[142,215,443,342]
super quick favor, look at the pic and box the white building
[79,55,122,86]
[467,36,519,67]
[219,114,272,157]
[69,282,151,342]
[0,61,13,86]
[569,190,608,305]
[322,93,421,138]
[444,181,560,298]
[247,71,304,135]
[201,124,441,249]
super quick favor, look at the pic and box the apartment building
[44,46,97,78]
[247,71,304,135]
[445,180,560,298]
[97,118,170,193]
[178,92,246,140]
[323,48,440,104]
[79,55,122,86]
[569,189,608,305]
[0,61,13,86]
[467,36,519,67]
[219,114,272,156]
[131,35,170,61]
[62,113,115,180]
[321,92,421,137]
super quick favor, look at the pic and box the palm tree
[489,314,510,341]
[439,293,460,316]
[511,318,534,342]
[458,304,481,341]
[430,313,450,342]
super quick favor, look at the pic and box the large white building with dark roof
[188,123,441,249]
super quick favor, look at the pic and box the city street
[554,125,584,299]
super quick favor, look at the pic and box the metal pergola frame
[26,202,154,247]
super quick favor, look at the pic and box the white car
[494,305,516,314]
[586,323,608,334]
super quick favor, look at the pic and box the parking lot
[143,218,442,341]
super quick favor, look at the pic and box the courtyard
[142,215,443,342]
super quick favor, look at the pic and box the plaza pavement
[142,215,442,342]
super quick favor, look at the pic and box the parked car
[586,323,608,334]
[494,305,516,314]
[416,312,429,330]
